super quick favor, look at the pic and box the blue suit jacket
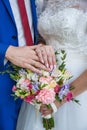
[0,1,38,130]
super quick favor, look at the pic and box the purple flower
[58,84,70,99]
[61,84,70,90]
[18,69,27,76]
[32,82,40,92]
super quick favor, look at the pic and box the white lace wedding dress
[16,0,87,130]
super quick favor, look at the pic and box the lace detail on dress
[36,0,48,17]
[38,0,87,55]
[44,0,82,11]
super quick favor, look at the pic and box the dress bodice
[38,0,87,55]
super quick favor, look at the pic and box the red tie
[17,0,33,46]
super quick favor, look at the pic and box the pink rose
[54,84,60,93]
[12,85,17,92]
[46,76,53,82]
[66,92,73,102]
[24,95,35,103]
[28,84,32,90]
[36,90,40,95]
[36,88,55,105]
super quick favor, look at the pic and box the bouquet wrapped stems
[43,116,54,130]
[42,105,54,130]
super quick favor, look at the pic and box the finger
[48,55,53,70]
[30,55,39,61]
[51,48,56,66]
[25,49,40,61]
[30,45,38,50]
[40,107,48,113]
[38,44,44,47]
[31,60,49,71]
[41,107,48,111]
[24,62,42,74]
[46,47,54,70]
[40,105,47,112]
[52,55,56,67]
[24,48,36,56]
[30,44,43,50]
[42,109,53,116]
[42,111,52,116]
[35,48,44,63]
[41,47,49,68]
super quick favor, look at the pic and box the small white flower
[42,70,50,77]
[20,84,29,91]
[27,73,33,80]
[17,77,25,85]
[32,73,39,82]
[51,68,62,78]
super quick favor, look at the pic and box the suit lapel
[30,0,38,44]
[2,0,16,25]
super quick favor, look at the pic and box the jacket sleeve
[0,42,10,69]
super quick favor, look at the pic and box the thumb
[30,44,43,50]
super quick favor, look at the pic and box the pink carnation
[39,76,52,83]
[36,88,55,105]
[66,92,73,102]
[12,85,17,92]
[24,95,35,103]
[23,79,30,86]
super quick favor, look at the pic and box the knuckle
[34,63,37,67]
[43,55,47,59]
[23,62,28,68]
[38,53,42,57]
[48,54,52,58]
[38,55,42,59]
[42,50,46,54]
[36,49,40,53]
[50,45,53,49]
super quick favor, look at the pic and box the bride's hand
[40,104,53,116]
[35,45,56,71]
[40,101,61,116]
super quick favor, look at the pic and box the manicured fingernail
[54,65,56,69]
[41,60,44,64]
[50,65,53,71]
[46,64,49,68]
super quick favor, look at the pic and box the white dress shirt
[9,0,34,46]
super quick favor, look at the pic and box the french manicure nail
[41,60,44,64]
[54,65,56,69]
[50,65,53,71]
[46,64,49,68]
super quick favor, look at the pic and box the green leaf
[72,98,80,105]
[55,94,62,102]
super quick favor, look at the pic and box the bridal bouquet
[9,50,78,130]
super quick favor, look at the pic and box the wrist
[5,45,17,60]
[54,100,66,109]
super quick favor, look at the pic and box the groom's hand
[5,45,48,74]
